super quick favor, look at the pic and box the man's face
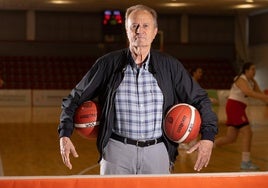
[126,10,158,48]
[195,68,203,80]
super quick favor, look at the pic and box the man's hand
[186,140,213,171]
[60,137,79,169]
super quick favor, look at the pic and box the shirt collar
[128,50,150,71]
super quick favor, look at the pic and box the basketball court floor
[0,105,267,176]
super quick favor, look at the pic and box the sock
[242,152,250,162]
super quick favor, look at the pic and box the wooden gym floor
[0,105,268,176]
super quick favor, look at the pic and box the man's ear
[153,28,158,39]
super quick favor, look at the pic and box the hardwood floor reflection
[0,105,267,176]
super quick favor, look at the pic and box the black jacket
[58,48,218,164]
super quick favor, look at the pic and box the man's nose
[136,25,143,33]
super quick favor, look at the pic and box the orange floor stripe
[0,172,268,188]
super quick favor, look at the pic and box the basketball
[74,100,101,139]
[164,103,201,143]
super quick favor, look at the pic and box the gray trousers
[100,138,170,175]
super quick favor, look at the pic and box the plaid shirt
[114,55,164,140]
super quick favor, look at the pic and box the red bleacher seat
[0,56,96,89]
[181,58,236,89]
[0,56,235,90]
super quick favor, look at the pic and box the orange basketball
[74,100,100,140]
[164,103,201,143]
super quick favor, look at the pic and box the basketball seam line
[74,121,100,128]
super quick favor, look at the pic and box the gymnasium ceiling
[0,0,268,15]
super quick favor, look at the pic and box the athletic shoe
[240,161,259,170]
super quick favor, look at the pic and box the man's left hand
[186,140,214,171]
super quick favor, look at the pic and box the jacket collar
[114,48,156,75]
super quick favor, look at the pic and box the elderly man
[58,4,218,175]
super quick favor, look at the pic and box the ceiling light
[49,0,73,4]
[163,3,189,7]
[234,4,258,9]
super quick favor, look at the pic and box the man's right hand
[60,137,79,169]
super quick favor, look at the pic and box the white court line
[1,171,268,179]
[77,163,99,175]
